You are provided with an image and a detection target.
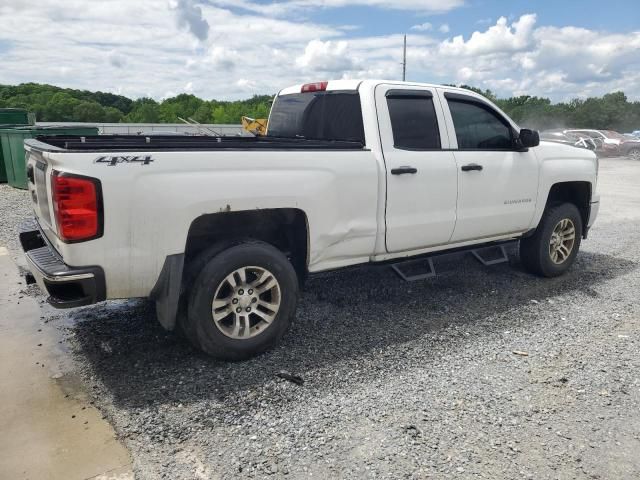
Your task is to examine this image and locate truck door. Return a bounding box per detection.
[437,88,539,242]
[376,84,458,253]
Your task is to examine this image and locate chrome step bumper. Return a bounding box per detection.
[19,218,105,308]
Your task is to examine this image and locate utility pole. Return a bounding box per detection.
[402,34,407,81]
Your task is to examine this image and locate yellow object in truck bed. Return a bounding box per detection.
[241,116,268,136]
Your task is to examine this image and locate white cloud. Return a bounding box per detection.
[209,0,464,15]
[426,14,640,99]
[0,4,638,102]
[207,46,236,71]
[439,24,450,33]
[458,66,474,81]
[290,0,463,11]
[170,0,210,41]
[236,78,258,90]
[440,14,536,56]
[411,23,433,32]
[296,40,356,72]
[107,51,127,69]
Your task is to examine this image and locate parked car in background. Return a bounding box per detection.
[540,129,598,150]
[624,132,640,140]
[566,129,640,159]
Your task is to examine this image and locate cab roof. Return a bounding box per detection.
[277,79,475,96]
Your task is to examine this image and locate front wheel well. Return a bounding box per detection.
[544,181,591,237]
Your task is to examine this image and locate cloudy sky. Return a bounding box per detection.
[0,0,639,101]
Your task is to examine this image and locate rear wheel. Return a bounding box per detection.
[628,148,640,160]
[520,202,582,277]
[184,241,298,360]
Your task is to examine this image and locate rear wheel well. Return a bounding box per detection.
[545,182,591,236]
[184,209,309,285]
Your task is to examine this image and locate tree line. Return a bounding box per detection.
[1,82,638,132]
[457,85,639,133]
[0,83,271,124]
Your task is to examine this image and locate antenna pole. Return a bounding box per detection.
[402,34,407,81]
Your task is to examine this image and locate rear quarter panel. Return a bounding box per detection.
[41,149,379,298]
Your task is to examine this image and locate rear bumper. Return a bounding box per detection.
[19,218,106,308]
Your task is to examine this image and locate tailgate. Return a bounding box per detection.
[25,147,55,234]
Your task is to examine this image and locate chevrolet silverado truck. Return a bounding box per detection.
[19,80,600,360]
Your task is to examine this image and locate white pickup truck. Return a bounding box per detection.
[20,80,600,360]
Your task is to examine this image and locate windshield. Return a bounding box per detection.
[603,130,626,140]
[267,91,365,143]
[573,130,603,139]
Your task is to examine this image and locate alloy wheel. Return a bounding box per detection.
[549,218,576,264]
[211,266,281,339]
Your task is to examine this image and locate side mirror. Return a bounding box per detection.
[518,128,540,148]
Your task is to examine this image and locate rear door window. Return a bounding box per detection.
[386,92,441,150]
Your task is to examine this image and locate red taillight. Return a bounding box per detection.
[301,81,328,93]
[52,171,102,242]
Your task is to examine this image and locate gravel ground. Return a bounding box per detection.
[0,183,32,260]
[2,158,639,479]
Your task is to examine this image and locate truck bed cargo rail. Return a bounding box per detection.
[28,135,365,152]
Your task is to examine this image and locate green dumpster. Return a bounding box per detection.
[0,126,99,189]
[0,141,8,183]
[0,108,34,126]
[0,108,34,183]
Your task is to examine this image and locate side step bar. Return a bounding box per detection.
[391,258,435,282]
[391,241,514,282]
[470,244,509,266]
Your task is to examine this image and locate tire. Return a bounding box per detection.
[520,202,582,277]
[176,240,239,349]
[627,148,640,160]
[184,241,298,360]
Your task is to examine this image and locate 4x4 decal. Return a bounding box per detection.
[94,155,154,166]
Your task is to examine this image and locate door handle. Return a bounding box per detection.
[391,166,418,175]
[461,163,483,172]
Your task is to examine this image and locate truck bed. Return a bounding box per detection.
[28,135,365,152]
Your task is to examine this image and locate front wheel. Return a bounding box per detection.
[184,241,298,360]
[627,148,640,160]
[520,203,583,277]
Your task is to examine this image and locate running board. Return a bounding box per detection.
[391,242,513,282]
[470,244,509,266]
[391,257,435,282]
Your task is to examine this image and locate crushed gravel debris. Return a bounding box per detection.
[0,184,32,261]
[1,158,639,479]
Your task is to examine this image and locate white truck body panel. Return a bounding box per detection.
[435,86,540,242]
[532,140,601,228]
[449,148,540,242]
[23,79,600,303]
[32,148,380,298]
[374,83,459,252]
